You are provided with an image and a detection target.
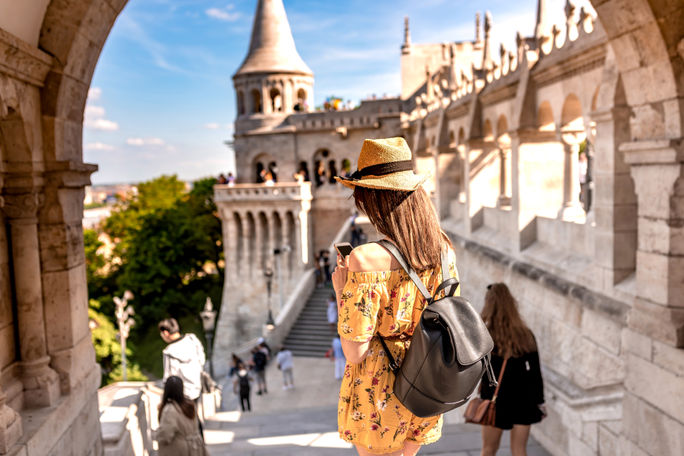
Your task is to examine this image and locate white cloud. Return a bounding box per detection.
[206,5,240,22]
[85,118,119,131]
[84,105,105,118]
[87,87,102,102]
[84,142,115,151]
[84,88,119,131]
[204,122,220,129]
[127,137,166,146]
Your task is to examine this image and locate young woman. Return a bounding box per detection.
[156,376,207,456]
[332,137,458,456]
[479,283,545,456]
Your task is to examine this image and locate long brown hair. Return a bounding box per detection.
[159,376,196,421]
[481,283,536,357]
[353,186,449,271]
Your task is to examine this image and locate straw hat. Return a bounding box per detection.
[335,137,429,191]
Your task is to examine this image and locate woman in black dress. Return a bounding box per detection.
[479,283,545,456]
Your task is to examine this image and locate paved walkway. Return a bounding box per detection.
[205,357,550,456]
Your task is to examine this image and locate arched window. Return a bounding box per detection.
[295,88,307,111]
[237,91,245,115]
[255,161,265,183]
[341,159,352,177]
[251,89,262,113]
[328,159,338,184]
[268,161,278,182]
[298,161,311,182]
[312,149,330,187]
[270,88,282,112]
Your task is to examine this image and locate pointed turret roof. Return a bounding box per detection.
[234,0,312,77]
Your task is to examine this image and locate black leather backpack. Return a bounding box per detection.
[377,240,497,418]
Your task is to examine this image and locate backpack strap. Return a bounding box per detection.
[376,240,432,302]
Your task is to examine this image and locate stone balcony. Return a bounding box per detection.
[214,182,313,203]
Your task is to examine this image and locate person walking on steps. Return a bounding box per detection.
[276,347,295,390]
[233,363,252,412]
[157,376,207,456]
[252,346,268,395]
[479,283,546,456]
[332,137,460,456]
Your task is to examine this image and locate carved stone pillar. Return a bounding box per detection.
[496,143,511,208]
[262,85,271,114]
[223,210,239,283]
[457,144,466,203]
[281,212,291,279]
[558,130,586,221]
[0,388,22,454]
[4,192,60,408]
[623,140,684,347]
[293,212,304,267]
[254,213,264,271]
[239,213,251,278]
[267,212,275,267]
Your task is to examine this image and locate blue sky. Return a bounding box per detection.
[84,0,590,184]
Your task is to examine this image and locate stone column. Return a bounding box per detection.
[293,212,305,267]
[0,388,22,454]
[497,142,512,208]
[223,210,239,283]
[281,211,292,279]
[240,212,251,278]
[462,142,473,233]
[266,212,275,267]
[558,130,586,221]
[3,193,60,408]
[254,212,264,272]
[262,85,271,114]
[622,140,684,346]
[457,144,467,203]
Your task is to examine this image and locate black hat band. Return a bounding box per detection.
[347,160,414,180]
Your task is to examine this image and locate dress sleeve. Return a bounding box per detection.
[337,273,385,343]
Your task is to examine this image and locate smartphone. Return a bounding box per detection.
[335,242,354,258]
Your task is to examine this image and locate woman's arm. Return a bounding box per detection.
[332,246,383,364]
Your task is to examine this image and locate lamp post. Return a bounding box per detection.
[199,297,218,378]
[114,290,134,381]
[263,266,275,331]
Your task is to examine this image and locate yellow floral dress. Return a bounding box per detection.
[337,252,459,454]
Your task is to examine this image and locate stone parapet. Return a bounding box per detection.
[215,182,312,203]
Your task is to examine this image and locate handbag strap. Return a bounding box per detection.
[491,358,508,402]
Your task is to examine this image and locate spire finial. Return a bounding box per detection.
[535,0,552,41]
[482,11,493,70]
[403,16,411,49]
[475,12,482,43]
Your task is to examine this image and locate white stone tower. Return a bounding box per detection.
[233,0,314,136]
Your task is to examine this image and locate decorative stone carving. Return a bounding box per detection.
[0,389,22,454]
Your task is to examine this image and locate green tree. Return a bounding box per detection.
[86,175,223,380]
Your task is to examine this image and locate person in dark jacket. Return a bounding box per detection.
[479,283,545,456]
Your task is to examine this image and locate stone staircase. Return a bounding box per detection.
[283,287,335,357]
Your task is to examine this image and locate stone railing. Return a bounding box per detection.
[214,182,312,202]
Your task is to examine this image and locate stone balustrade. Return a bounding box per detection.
[214,182,312,202]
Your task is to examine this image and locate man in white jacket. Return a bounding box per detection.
[158,318,206,402]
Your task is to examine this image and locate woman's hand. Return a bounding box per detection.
[331,253,349,300]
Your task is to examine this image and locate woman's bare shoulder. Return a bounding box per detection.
[348,243,392,272]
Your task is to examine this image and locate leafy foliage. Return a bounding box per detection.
[85,175,223,383]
